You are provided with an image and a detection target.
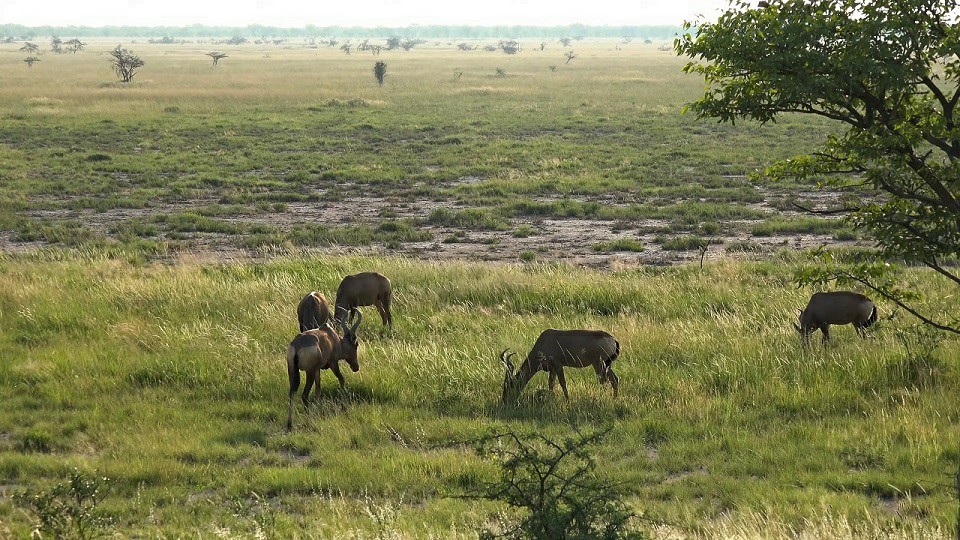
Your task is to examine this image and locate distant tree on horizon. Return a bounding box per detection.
[373,61,387,86]
[207,51,227,66]
[108,45,144,83]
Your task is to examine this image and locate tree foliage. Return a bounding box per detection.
[373,61,387,86]
[108,45,144,83]
[14,468,112,540]
[207,51,228,66]
[677,0,960,333]
[463,427,643,540]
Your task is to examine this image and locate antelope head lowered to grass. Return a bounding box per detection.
[286,309,362,431]
[793,291,877,345]
[297,291,332,332]
[335,272,393,330]
[500,329,621,402]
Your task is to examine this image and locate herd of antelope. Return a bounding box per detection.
[285,272,879,430]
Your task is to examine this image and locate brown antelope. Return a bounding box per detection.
[501,329,620,401]
[286,309,362,431]
[793,291,877,344]
[297,291,332,332]
[334,272,393,330]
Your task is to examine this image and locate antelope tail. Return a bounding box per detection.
[605,340,620,373]
[287,347,301,393]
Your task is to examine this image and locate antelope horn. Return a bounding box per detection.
[349,307,362,333]
[792,322,802,333]
[499,349,516,373]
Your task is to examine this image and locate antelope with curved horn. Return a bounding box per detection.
[500,329,620,401]
[286,308,362,431]
[793,291,877,345]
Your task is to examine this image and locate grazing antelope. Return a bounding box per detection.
[297,291,332,332]
[793,291,877,344]
[334,272,393,330]
[500,329,620,401]
[286,309,362,431]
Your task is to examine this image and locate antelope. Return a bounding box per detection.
[793,291,877,344]
[286,309,362,431]
[334,272,393,330]
[500,329,620,401]
[297,291,332,332]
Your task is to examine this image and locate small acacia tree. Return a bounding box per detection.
[564,51,577,64]
[19,42,39,54]
[207,51,228,66]
[14,468,112,540]
[108,45,144,83]
[677,0,960,334]
[65,38,85,53]
[373,61,387,86]
[24,56,40,67]
[463,427,642,540]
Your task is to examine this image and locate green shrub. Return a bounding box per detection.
[14,468,113,540]
[466,427,643,540]
[660,235,709,251]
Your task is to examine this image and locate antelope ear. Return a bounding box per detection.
[535,352,549,371]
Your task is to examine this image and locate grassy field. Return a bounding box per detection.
[0,39,859,266]
[0,37,956,538]
[0,249,957,538]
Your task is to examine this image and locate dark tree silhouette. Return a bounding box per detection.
[564,51,577,64]
[64,38,85,53]
[373,61,387,86]
[108,45,144,83]
[19,42,39,54]
[499,40,521,54]
[206,52,227,66]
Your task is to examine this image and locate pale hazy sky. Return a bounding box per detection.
[0,0,728,27]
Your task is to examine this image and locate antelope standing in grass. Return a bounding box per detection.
[793,291,877,345]
[297,291,332,332]
[286,309,362,431]
[501,329,620,401]
[335,272,393,330]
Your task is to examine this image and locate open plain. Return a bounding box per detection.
[0,39,957,538]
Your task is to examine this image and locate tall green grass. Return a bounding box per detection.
[0,249,956,537]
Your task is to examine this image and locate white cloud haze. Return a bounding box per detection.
[0,0,728,27]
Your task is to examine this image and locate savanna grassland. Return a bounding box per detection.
[0,39,858,265]
[0,38,958,539]
[0,251,958,538]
